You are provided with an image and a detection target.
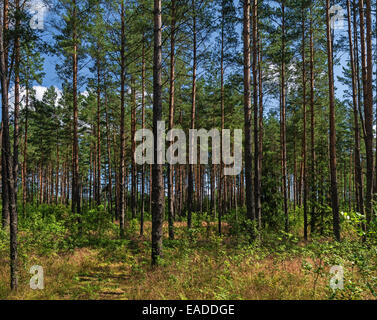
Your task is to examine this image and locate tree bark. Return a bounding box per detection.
[187,0,197,230]
[119,0,126,237]
[347,0,364,219]
[72,0,80,216]
[257,24,263,229]
[325,0,340,241]
[1,0,9,228]
[96,58,101,206]
[252,0,261,230]
[167,0,176,239]
[131,76,137,219]
[104,84,113,218]
[219,1,225,235]
[309,5,317,233]
[0,5,18,288]
[301,6,308,240]
[281,1,288,232]
[243,0,255,232]
[363,0,374,227]
[152,0,164,265]
[13,0,20,206]
[140,33,146,236]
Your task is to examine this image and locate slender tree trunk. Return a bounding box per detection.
[359,0,372,230]
[353,3,366,141]
[347,0,364,218]
[72,1,80,217]
[293,132,296,211]
[281,1,288,232]
[22,87,29,211]
[257,25,263,229]
[252,0,261,230]
[13,0,20,207]
[49,164,53,204]
[151,0,164,265]
[1,6,18,288]
[309,6,317,233]
[119,0,126,237]
[104,86,113,218]
[187,0,197,230]
[211,162,216,218]
[167,0,176,239]
[56,144,59,204]
[363,0,374,227]
[93,135,97,206]
[140,33,146,236]
[114,136,119,220]
[96,60,101,206]
[219,2,225,235]
[326,0,340,241]
[149,164,152,215]
[301,6,308,240]
[89,150,93,208]
[375,0,377,201]
[61,161,65,205]
[243,0,255,232]
[131,77,137,219]
[1,0,9,229]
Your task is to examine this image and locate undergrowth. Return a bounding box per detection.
[0,204,376,300]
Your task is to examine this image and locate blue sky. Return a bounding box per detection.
[12,1,349,109]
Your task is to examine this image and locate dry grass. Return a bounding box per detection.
[0,221,375,300]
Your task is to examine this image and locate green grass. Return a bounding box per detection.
[0,204,376,300]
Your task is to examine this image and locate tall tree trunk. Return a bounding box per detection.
[72,0,80,216]
[56,144,59,204]
[243,0,255,232]
[363,0,374,227]
[211,162,216,218]
[167,0,176,239]
[309,5,317,233]
[353,3,366,140]
[375,0,377,201]
[119,0,126,237]
[219,2,225,235]
[301,6,308,240]
[151,0,164,265]
[96,60,101,206]
[89,150,93,208]
[252,0,261,230]
[149,164,152,215]
[187,0,197,230]
[325,0,340,241]
[281,1,288,232]
[13,0,20,206]
[104,86,113,217]
[140,33,146,236]
[1,5,18,289]
[359,0,372,230]
[22,85,29,212]
[347,0,364,219]
[257,24,263,229]
[1,0,9,228]
[131,76,137,219]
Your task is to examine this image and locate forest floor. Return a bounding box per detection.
[1,208,377,300]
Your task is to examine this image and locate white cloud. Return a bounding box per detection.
[8,85,62,113]
[34,85,63,102]
[81,90,89,98]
